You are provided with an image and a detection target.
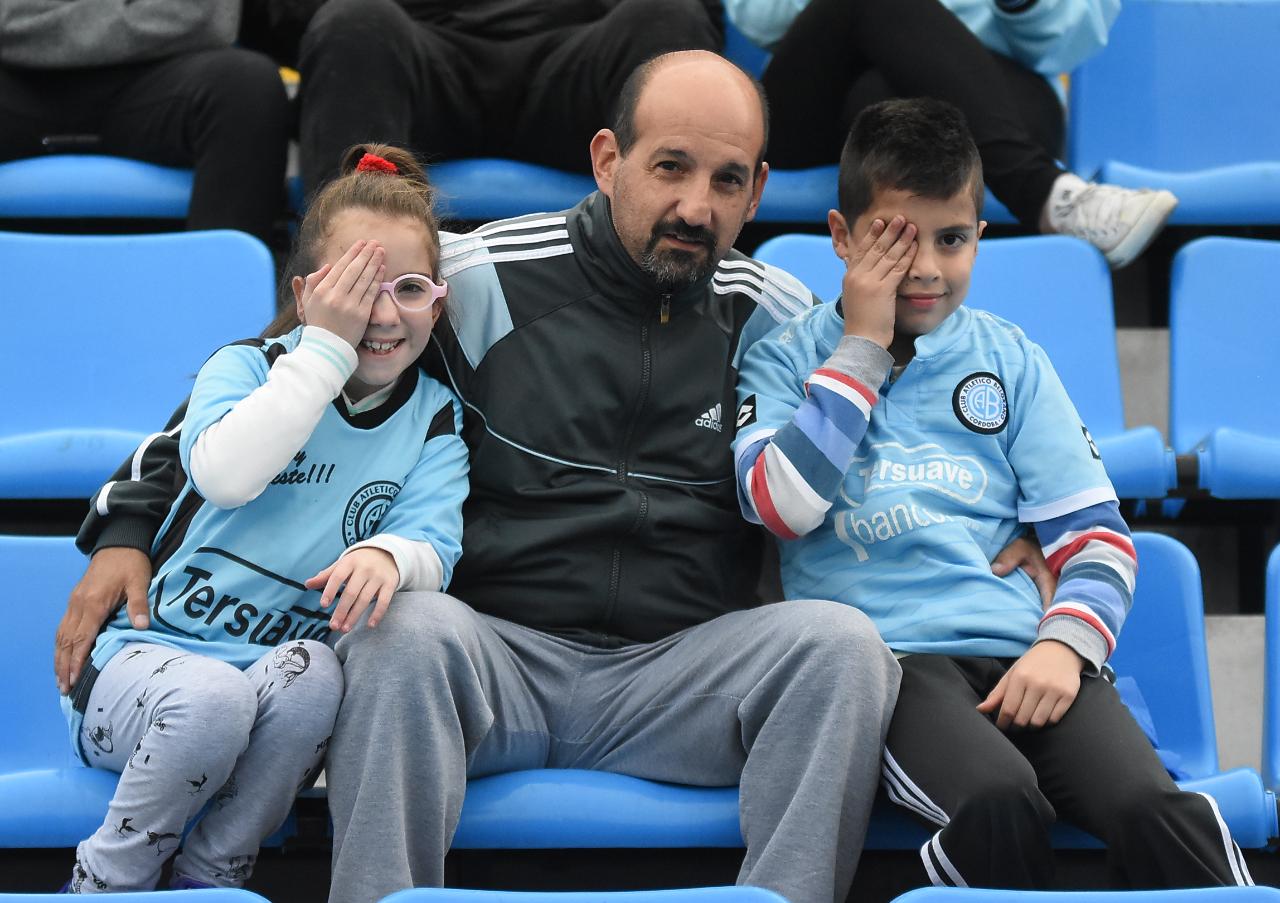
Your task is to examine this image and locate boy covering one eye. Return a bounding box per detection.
[732,98,1253,890]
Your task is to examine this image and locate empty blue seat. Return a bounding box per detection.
[382,889,786,903]
[751,233,1174,497]
[1068,0,1280,225]
[1265,544,1280,793]
[0,535,127,846]
[1169,237,1280,498]
[451,534,1275,852]
[891,888,1279,903]
[0,156,192,219]
[0,230,275,499]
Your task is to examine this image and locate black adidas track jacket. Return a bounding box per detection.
[80,191,816,646]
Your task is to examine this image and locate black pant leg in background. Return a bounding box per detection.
[296,0,485,194]
[761,0,1063,227]
[510,0,723,173]
[0,49,289,244]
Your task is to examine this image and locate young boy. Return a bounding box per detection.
[732,98,1253,889]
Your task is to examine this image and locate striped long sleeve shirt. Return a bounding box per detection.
[732,301,1136,672]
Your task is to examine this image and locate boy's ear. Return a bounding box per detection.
[976,219,988,256]
[292,275,306,323]
[827,209,853,262]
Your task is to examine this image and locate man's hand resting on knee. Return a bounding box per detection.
[55,546,150,694]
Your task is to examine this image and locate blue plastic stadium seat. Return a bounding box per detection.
[0,535,128,846]
[0,536,299,850]
[383,889,787,903]
[1265,545,1280,793]
[891,888,1280,903]
[1106,534,1275,850]
[1068,0,1280,225]
[0,155,193,219]
[0,230,275,499]
[751,233,1174,498]
[450,535,1275,852]
[745,168,1014,226]
[1170,238,1280,498]
[412,160,1013,226]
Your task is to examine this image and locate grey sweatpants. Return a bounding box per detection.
[70,640,343,893]
[327,593,901,903]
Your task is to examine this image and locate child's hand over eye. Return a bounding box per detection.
[306,547,400,633]
[301,239,386,351]
[841,215,918,349]
[976,640,1085,731]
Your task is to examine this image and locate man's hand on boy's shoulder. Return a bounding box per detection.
[976,639,1086,731]
[841,215,917,349]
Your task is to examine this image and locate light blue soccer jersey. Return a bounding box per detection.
[735,302,1117,658]
[89,326,468,673]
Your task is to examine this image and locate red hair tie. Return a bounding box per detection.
[356,152,398,174]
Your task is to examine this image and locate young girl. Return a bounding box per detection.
[62,144,469,893]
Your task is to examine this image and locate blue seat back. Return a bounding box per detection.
[0,535,91,774]
[1110,533,1219,779]
[0,230,275,498]
[751,233,1126,435]
[0,156,193,219]
[1169,237,1280,453]
[1068,0,1280,178]
[1266,544,1280,791]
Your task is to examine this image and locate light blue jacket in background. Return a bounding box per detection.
[726,0,1120,77]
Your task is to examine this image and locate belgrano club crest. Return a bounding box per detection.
[343,481,401,545]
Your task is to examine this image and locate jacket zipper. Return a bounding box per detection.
[603,301,659,630]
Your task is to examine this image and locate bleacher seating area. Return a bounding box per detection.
[4,0,1280,899]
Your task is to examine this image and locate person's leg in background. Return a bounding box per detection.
[296,0,481,194]
[0,49,289,245]
[512,0,723,172]
[762,0,1175,267]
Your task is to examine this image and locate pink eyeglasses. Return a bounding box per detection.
[376,273,448,311]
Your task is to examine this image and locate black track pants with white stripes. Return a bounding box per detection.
[882,654,1253,889]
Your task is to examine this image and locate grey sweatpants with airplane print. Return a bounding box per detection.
[69,640,342,893]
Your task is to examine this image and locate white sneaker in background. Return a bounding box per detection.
[1044,172,1179,269]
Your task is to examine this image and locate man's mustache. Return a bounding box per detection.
[649,220,716,251]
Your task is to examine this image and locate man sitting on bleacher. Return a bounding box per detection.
[53,52,1045,903]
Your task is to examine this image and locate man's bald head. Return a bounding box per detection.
[611,50,770,172]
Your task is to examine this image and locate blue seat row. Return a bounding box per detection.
[0,230,276,500]
[3,230,1278,502]
[0,154,1020,228]
[1067,0,1280,226]
[4,532,1275,856]
[753,233,1280,501]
